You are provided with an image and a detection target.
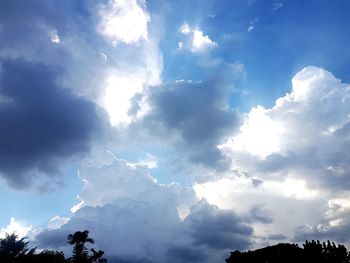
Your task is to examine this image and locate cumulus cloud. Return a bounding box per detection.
[178,22,217,53]
[294,194,350,243]
[0,59,104,189]
[187,66,350,246]
[36,150,253,263]
[0,217,32,239]
[191,29,218,53]
[220,66,350,191]
[193,175,325,245]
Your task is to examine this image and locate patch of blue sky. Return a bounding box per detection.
[0,165,82,228]
[155,0,350,112]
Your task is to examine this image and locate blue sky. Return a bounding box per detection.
[1,1,350,262]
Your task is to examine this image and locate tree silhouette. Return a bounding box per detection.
[0,230,107,263]
[226,240,350,263]
[0,233,36,263]
[35,250,67,263]
[67,230,95,263]
[90,248,107,263]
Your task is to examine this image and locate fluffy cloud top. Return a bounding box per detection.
[221,66,350,191]
[36,151,254,263]
[178,22,217,53]
[192,66,350,245]
[191,29,217,53]
[0,217,32,239]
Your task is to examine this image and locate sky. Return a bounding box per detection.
[1,0,350,262]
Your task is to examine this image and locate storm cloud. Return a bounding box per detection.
[136,78,240,170]
[0,59,104,188]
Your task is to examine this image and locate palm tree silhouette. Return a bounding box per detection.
[67,230,94,263]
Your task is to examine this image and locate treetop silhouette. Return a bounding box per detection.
[0,230,107,263]
[226,240,350,263]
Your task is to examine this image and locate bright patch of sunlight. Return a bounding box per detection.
[49,29,60,43]
[98,0,149,45]
[102,74,144,125]
[219,106,284,159]
[194,176,318,211]
[264,177,318,200]
[0,217,32,238]
[193,177,251,209]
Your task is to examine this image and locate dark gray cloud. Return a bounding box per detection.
[0,0,111,101]
[248,205,273,224]
[36,201,253,263]
[294,212,350,243]
[0,59,104,188]
[35,228,70,249]
[184,200,253,250]
[166,246,206,263]
[108,255,154,263]
[136,78,240,170]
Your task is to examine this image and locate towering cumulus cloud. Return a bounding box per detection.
[221,66,350,191]
[196,66,350,245]
[36,151,254,263]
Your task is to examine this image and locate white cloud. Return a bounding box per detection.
[49,29,60,43]
[195,66,350,245]
[248,19,258,32]
[191,29,217,53]
[180,22,191,35]
[193,175,324,245]
[74,150,196,211]
[218,106,284,159]
[248,25,254,32]
[96,16,163,126]
[272,2,284,11]
[102,73,144,125]
[0,217,32,239]
[127,153,158,169]
[97,0,150,45]
[177,22,217,53]
[48,215,70,230]
[220,66,350,190]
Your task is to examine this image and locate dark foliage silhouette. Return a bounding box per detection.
[0,230,106,263]
[0,233,36,263]
[67,230,106,263]
[226,240,350,263]
[67,230,95,263]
